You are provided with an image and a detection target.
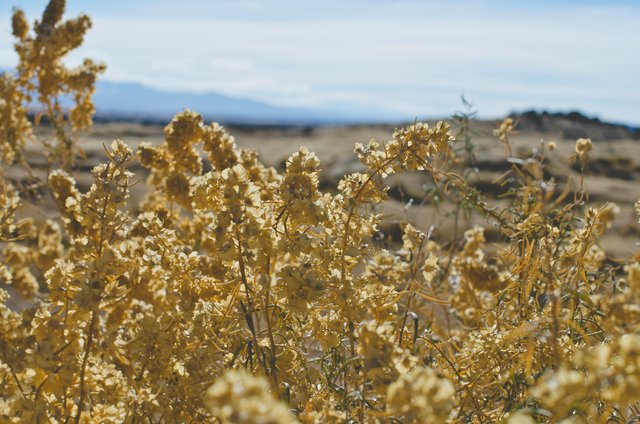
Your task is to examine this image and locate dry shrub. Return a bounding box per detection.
[1,1,639,423]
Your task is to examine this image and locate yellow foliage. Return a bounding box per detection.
[1,1,639,423]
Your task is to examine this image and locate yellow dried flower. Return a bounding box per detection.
[574,138,592,160]
[204,369,298,423]
[0,74,32,164]
[11,9,29,40]
[387,366,454,422]
[8,0,105,167]
[532,368,589,417]
[2,1,640,423]
[494,117,516,157]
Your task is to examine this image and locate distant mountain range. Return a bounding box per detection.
[3,68,636,129]
[92,80,399,125]
[88,81,640,130]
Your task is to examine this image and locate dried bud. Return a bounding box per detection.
[11,9,29,40]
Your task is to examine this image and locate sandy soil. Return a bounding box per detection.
[11,116,640,260]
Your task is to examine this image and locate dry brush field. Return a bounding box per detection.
[20,114,640,259]
[2,1,640,423]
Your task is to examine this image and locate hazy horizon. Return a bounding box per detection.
[1,0,639,125]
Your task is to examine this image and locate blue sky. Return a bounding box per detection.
[1,0,639,124]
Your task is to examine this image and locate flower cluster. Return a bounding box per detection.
[4,0,104,167]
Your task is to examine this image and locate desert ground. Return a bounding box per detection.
[11,112,640,260]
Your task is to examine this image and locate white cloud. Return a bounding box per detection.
[211,58,253,72]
